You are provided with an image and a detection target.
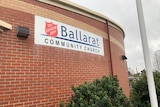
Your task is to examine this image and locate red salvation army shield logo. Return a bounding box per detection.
[45,22,58,37]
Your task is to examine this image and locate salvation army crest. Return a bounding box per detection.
[45,22,58,37]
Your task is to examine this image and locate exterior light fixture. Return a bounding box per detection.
[0,20,12,32]
[17,26,29,38]
[122,55,127,60]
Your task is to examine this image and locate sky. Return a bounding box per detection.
[68,0,160,73]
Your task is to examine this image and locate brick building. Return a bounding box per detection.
[0,0,130,106]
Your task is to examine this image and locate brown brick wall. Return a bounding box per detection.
[0,0,129,106]
[109,26,130,96]
[0,0,107,39]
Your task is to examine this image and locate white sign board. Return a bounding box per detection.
[34,15,104,55]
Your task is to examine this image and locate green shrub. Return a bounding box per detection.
[61,76,131,107]
[130,71,160,107]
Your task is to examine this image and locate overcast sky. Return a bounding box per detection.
[68,0,160,73]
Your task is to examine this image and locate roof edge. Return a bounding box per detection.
[37,0,125,37]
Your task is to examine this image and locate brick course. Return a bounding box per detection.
[0,0,130,106]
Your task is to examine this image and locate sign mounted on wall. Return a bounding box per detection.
[34,15,104,55]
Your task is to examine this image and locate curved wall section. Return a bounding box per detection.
[0,0,129,106]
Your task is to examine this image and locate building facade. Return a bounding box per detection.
[0,0,129,106]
